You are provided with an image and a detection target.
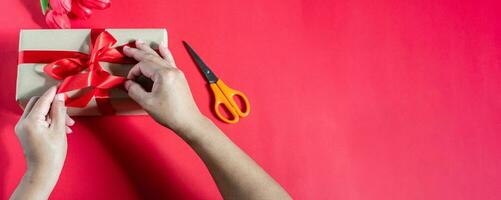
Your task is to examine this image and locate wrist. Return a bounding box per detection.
[177,115,219,145]
[26,160,63,187]
[26,164,61,183]
[15,166,61,199]
[27,158,64,175]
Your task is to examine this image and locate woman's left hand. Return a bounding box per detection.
[11,86,74,200]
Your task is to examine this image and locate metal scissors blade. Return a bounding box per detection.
[182,41,219,84]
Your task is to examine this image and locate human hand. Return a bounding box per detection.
[123,40,208,138]
[12,86,74,200]
[15,86,74,176]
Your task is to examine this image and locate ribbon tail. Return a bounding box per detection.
[95,89,116,115]
[65,89,95,108]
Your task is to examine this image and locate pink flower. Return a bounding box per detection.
[49,0,72,14]
[45,10,71,29]
[69,0,93,19]
[81,0,110,10]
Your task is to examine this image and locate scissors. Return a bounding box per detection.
[183,41,250,124]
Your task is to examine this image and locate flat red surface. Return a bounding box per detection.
[1,0,501,199]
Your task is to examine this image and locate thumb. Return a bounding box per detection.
[125,80,149,107]
[50,93,67,132]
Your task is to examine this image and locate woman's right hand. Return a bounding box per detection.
[123,40,208,138]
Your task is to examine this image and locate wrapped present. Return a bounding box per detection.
[17,28,168,116]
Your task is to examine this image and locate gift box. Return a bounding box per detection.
[17,29,168,116]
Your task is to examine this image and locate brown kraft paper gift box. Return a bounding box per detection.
[16,28,167,116]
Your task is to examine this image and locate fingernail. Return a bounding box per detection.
[67,126,73,134]
[68,117,75,126]
[136,39,144,44]
[123,46,130,50]
[46,86,57,95]
[55,93,65,102]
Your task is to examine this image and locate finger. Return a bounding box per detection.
[66,126,72,134]
[135,40,159,55]
[49,93,67,132]
[21,96,39,119]
[127,62,144,80]
[159,42,177,68]
[124,80,150,107]
[127,61,162,80]
[66,114,75,126]
[28,86,57,120]
[123,46,159,62]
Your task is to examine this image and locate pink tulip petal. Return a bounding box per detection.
[81,0,110,10]
[69,0,93,19]
[45,10,71,29]
[49,0,72,14]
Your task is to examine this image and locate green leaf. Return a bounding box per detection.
[40,0,49,15]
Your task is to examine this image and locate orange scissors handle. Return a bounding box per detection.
[182,41,251,124]
[210,79,251,124]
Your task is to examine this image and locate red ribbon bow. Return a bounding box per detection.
[19,29,136,115]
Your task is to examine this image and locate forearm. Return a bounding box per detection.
[10,166,60,200]
[121,41,289,199]
[181,117,291,200]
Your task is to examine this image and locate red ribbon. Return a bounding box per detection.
[18,29,136,115]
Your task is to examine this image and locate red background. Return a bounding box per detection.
[1,0,501,199]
